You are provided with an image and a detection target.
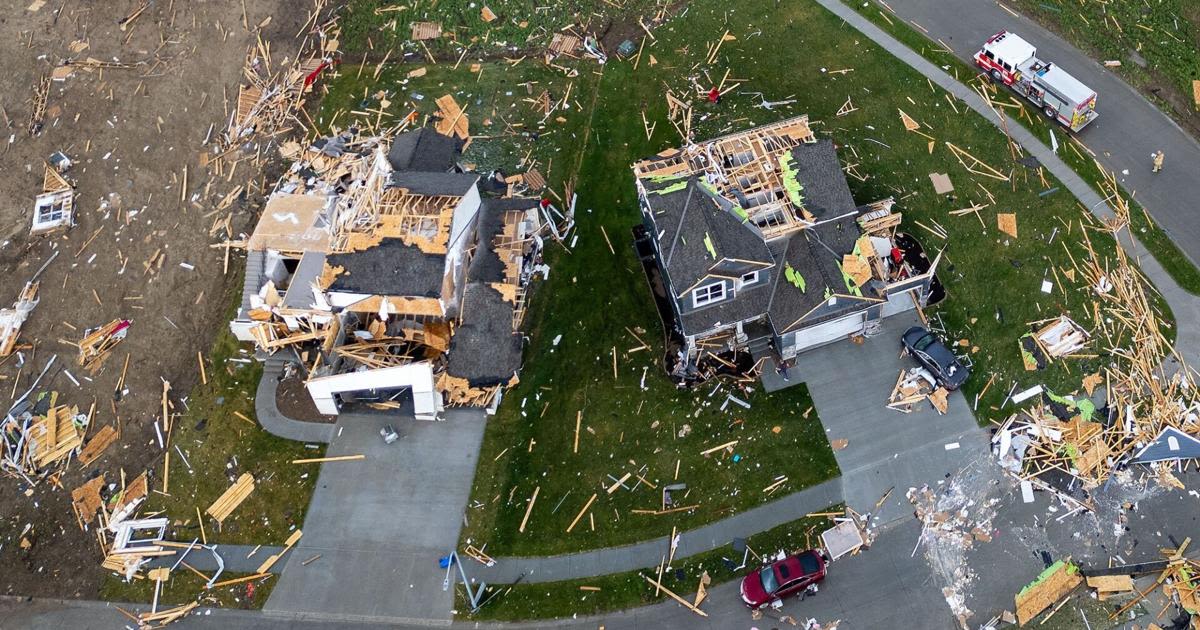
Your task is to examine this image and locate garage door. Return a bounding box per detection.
[881,289,918,318]
[784,311,866,356]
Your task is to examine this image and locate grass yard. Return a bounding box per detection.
[99,570,277,611]
[324,0,1177,560]
[131,278,323,547]
[847,0,1200,296]
[1010,0,1200,127]
[466,0,1156,554]
[458,507,841,621]
[339,0,659,56]
[317,55,600,183]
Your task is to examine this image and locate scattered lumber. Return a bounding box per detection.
[206,473,255,524]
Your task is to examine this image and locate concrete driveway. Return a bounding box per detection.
[790,311,989,525]
[263,408,486,626]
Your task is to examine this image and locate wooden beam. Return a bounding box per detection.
[566,493,597,533]
[291,454,365,464]
[642,574,708,617]
[519,486,539,533]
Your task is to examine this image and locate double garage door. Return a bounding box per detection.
[782,311,867,357]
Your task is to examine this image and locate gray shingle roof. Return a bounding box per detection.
[388,171,479,197]
[325,238,445,298]
[468,198,540,284]
[645,179,773,295]
[387,127,463,172]
[767,212,872,333]
[788,140,856,220]
[446,283,523,386]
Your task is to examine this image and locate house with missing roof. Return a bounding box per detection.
[231,126,560,418]
[632,114,942,379]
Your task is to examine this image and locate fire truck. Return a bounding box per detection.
[973,30,1098,132]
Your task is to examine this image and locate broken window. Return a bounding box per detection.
[31,190,74,234]
[738,271,759,288]
[693,282,726,307]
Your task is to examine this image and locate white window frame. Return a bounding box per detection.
[737,271,759,289]
[692,282,726,307]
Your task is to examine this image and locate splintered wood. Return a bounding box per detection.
[632,115,818,240]
[77,319,131,371]
[411,21,442,41]
[206,473,255,524]
[994,164,1200,491]
[434,94,470,140]
[79,425,118,466]
[1015,561,1082,625]
[0,282,39,356]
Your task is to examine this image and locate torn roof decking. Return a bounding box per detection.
[324,238,445,299]
[387,127,463,173]
[633,114,817,240]
[247,192,334,254]
[768,210,881,334]
[446,283,523,387]
[645,179,774,297]
[468,197,542,285]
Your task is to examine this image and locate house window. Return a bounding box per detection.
[737,271,759,288]
[693,282,726,307]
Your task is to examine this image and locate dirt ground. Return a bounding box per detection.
[0,0,313,599]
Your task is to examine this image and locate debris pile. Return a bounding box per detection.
[991,169,1200,496]
[228,121,570,416]
[0,282,39,356]
[225,2,338,145]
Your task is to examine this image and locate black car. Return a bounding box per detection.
[901,326,970,390]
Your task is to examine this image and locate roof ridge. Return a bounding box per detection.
[664,180,696,268]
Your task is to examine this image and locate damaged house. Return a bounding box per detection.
[231,126,563,418]
[632,115,942,380]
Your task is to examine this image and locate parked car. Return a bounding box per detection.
[739,550,827,609]
[901,326,970,390]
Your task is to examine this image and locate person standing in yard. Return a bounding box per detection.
[1152,150,1165,173]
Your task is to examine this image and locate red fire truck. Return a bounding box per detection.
[973,31,1098,132]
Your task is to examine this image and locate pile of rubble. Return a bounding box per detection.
[991,168,1200,502]
[228,119,572,417]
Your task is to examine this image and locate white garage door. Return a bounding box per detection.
[881,289,918,318]
[784,311,866,356]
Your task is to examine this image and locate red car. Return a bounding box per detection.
[739,550,827,609]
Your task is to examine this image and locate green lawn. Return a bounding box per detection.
[322,0,1177,561]
[458,507,841,621]
[131,277,323,547]
[339,0,658,55]
[847,0,1200,296]
[99,570,277,611]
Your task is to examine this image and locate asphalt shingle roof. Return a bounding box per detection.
[325,238,445,298]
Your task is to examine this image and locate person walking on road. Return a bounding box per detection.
[1152,150,1165,173]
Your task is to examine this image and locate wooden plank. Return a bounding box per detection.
[78,425,118,466]
[206,473,255,523]
[291,454,365,464]
[518,485,539,533]
[641,574,708,617]
[699,440,738,456]
[606,472,632,494]
[566,493,597,533]
[1086,574,1133,593]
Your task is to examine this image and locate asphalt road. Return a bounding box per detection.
[877,0,1200,265]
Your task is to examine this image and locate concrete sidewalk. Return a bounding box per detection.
[264,409,486,626]
[471,478,841,584]
[255,360,335,444]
